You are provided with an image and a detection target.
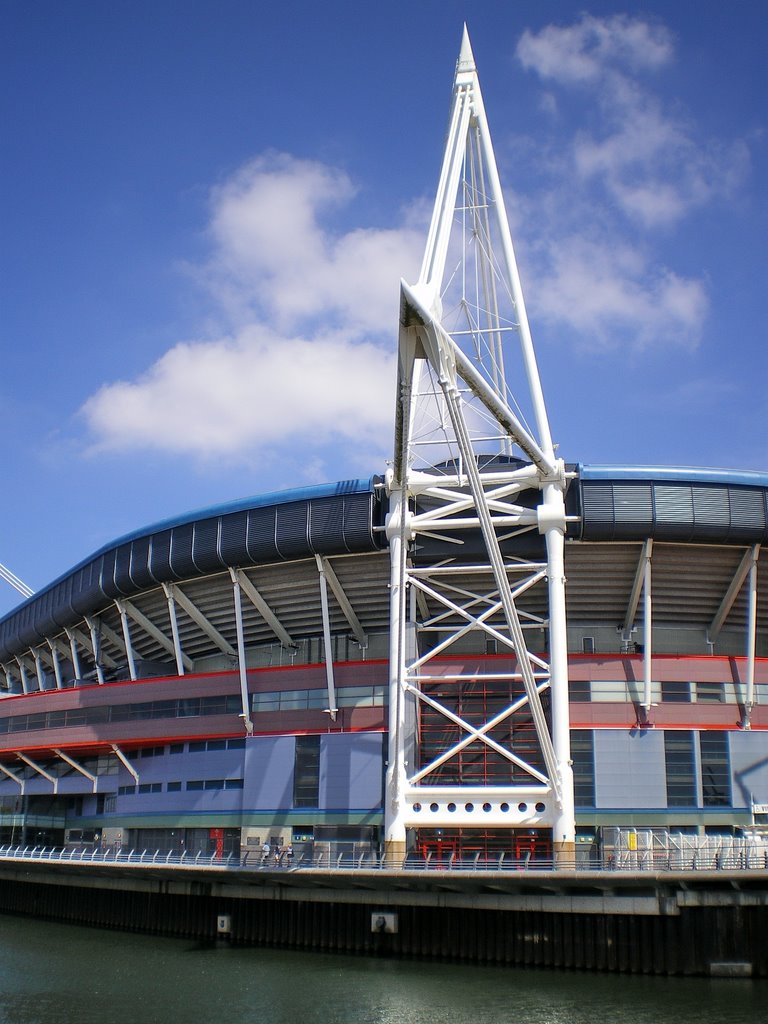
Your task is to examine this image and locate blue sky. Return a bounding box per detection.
[0,0,765,615]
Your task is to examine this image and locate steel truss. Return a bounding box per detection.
[385,29,576,859]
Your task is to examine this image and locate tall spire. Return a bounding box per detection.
[385,29,575,865]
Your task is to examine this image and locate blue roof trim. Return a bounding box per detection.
[0,477,381,630]
[100,477,378,553]
[579,465,768,487]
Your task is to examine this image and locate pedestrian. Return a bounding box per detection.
[261,841,270,865]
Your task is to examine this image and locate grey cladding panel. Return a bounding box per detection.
[344,493,378,549]
[129,536,155,589]
[275,502,309,558]
[192,519,222,573]
[654,485,695,540]
[581,483,615,523]
[148,530,173,582]
[246,507,279,562]
[219,511,249,564]
[70,561,104,616]
[729,488,767,536]
[169,524,196,578]
[581,478,768,543]
[309,498,346,552]
[99,548,121,599]
[113,543,134,596]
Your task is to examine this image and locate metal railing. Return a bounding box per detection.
[0,842,766,873]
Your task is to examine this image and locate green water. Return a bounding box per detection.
[0,915,764,1024]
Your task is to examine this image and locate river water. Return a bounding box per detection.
[0,914,764,1024]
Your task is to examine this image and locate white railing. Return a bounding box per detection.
[0,841,766,873]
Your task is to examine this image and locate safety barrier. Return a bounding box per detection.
[0,843,767,873]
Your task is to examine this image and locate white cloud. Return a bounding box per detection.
[81,154,422,462]
[205,154,423,333]
[516,13,673,85]
[507,12,753,353]
[516,14,749,229]
[83,326,396,458]
[529,234,707,352]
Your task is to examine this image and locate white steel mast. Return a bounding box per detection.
[385,28,575,864]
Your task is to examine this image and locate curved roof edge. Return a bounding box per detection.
[95,476,379,555]
[580,464,768,487]
[0,477,385,653]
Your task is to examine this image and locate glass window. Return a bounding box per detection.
[664,731,696,806]
[661,681,691,703]
[700,732,731,806]
[571,730,595,807]
[167,781,182,792]
[696,682,724,703]
[293,735,320,808]
[186,780,204,791]
[568,681,591,703]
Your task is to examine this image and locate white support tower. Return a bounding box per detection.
[385,29,576,864]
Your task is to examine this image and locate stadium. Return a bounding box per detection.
[0,33,765,869]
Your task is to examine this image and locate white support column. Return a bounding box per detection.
[65,628,82,682]
[162,583,187,677]
[742,545,759,729]
[115,599,138,681]
[123,598,193,673]
[48,641,64,689]
[315,555,338,720]
[642,540,653,715]
[84,616,105,684]
[229,569,254,735]
[15,656,30,695]
[540,482,574,863]
[32,650,46,692]
[384,484,410,862]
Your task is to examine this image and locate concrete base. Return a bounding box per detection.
[554,840,576,869]
[383,840,407,867]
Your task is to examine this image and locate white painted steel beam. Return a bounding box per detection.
[65,628,83,681]
[228,569,254,735]
[622,541,650,641]
[114,599,138,681]
[385,29,575,861]
[316,556,368,649]
[166,583,237,658]
[642,543,653,715]
[315,555,338,719]
[47,641,64,689]
[53,749,98,791]
[744,545,759,728]
[162,583,187,676]
[0,762,24,792]
[121,599,194,673]
[17,753,57,793]
[111,745,139,784]
[708,545,758,642]
[233,568,295,649]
